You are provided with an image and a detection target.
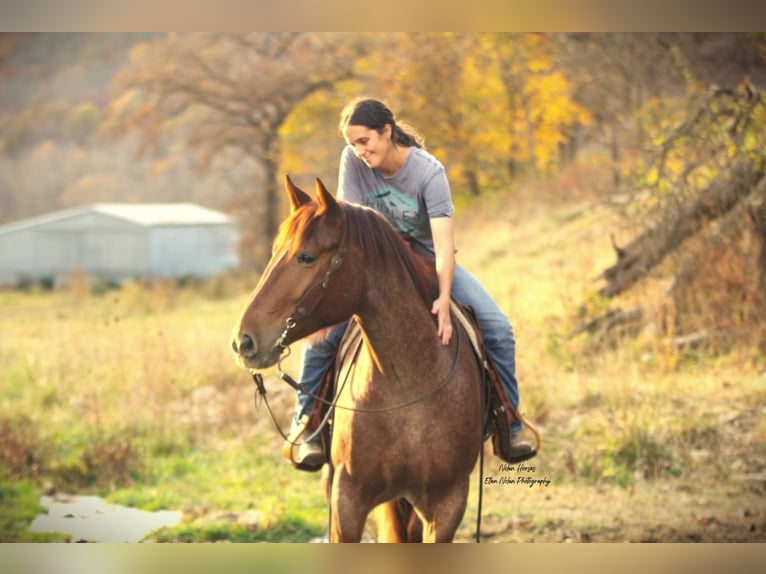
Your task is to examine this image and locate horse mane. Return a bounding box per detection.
[272,198,438,310]
[340,202,438,309]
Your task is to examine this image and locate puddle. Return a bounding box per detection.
[29,494,182,542]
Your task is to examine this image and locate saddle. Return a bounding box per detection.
[283,302,529,471]
[450,301,528,462]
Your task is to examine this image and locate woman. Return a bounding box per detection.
[287,97,534,467]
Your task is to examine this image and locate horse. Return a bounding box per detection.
[231,176,485,542]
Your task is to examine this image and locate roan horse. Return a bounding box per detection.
[231,176,484,542]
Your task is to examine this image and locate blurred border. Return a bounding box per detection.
[2,543,766,574]
[1,2,765,573]
[0,0,763,32]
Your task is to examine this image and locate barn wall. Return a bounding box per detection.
[148,224,239,278]
[0,206,240,285]
[0,228,55,283]
[0,212,148,284]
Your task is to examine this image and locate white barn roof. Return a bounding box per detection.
[91,203,234,226]
[0,202,234,235]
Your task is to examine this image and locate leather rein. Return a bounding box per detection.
[249,232,463,418]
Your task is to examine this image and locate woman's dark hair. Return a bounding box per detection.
[339,98,424,148]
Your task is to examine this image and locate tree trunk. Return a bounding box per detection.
[263,138,281,243]
[525,107,537,180]
[750,190,766,296]
[610,124,621,189]
[465,169,480,196]
[599,161,766,298]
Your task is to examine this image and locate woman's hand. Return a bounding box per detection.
[429,216,456,346]
[432,295,453,345]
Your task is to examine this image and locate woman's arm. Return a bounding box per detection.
[430,216,456,345]
[337,145,362,203]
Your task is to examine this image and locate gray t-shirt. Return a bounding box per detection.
[337,145,454,256]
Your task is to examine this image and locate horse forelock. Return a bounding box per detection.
[272,202,323,259]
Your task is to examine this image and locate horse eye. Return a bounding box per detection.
[296,252,317,265]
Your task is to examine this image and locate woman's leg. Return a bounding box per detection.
[450,264,522,433]
[293,321,348,422]
[286,322,349,467]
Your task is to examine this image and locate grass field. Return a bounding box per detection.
[1,184,765,542]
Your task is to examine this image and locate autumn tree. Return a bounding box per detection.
[105,32,364,268]
[490,33,591,181]
[367,33,489,195]
[598,81,766,345]
[564,32,766,350]
[353,33,589,196]
[556,33,689,190]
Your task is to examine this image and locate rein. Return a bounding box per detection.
[272,320,462,414]
[252,224,464,417]
[250,311,463,438]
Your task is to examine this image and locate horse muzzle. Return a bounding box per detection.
[233,331,257,357]
[231,331,282,370]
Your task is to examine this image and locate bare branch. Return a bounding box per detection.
[600,162,766,298]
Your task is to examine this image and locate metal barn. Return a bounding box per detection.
[0,203,240,285]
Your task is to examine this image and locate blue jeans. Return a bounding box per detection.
[293,263,522,432]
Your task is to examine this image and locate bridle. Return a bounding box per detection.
[249,218,347,411]
[249,235,462,416]
[247,213,464,416]
[271,249,344,357]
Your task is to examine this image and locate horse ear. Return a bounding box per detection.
[315,178,342,220]
[285,175,312,214]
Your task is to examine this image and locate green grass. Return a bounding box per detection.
[0,479,67,542]
[154,515,324,543]
[1,186,764,542]
[0,274,334,542]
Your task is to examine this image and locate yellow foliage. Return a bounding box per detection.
[127,41,153,64]
[453,33,593,180]
[279,88,353,183]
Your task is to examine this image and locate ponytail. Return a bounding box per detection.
[340,98,424,149]
[391,121,424,148]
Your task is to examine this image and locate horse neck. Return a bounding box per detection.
[352,253,442,378]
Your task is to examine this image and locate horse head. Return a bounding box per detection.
[231,176,356,370]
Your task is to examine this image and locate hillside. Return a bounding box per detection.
[0,33,242,225]
[0,33,153,111]
[1,180,764,543]
[447,185,766,542]
[0,33,764,544]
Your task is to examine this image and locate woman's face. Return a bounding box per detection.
[343,124,393,170]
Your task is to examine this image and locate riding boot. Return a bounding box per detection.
[506,430,536,463]
[284,415,325,469]
[489,383,537,464]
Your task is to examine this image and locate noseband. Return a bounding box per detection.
[272,249,344,356]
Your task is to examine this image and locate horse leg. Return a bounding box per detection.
[371,501,405,543]
[328,466,370,543]
[372,499,423,543]
[417,478,470,543]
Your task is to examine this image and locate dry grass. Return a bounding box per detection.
[2,174,765,542]
[449,179,766,542]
